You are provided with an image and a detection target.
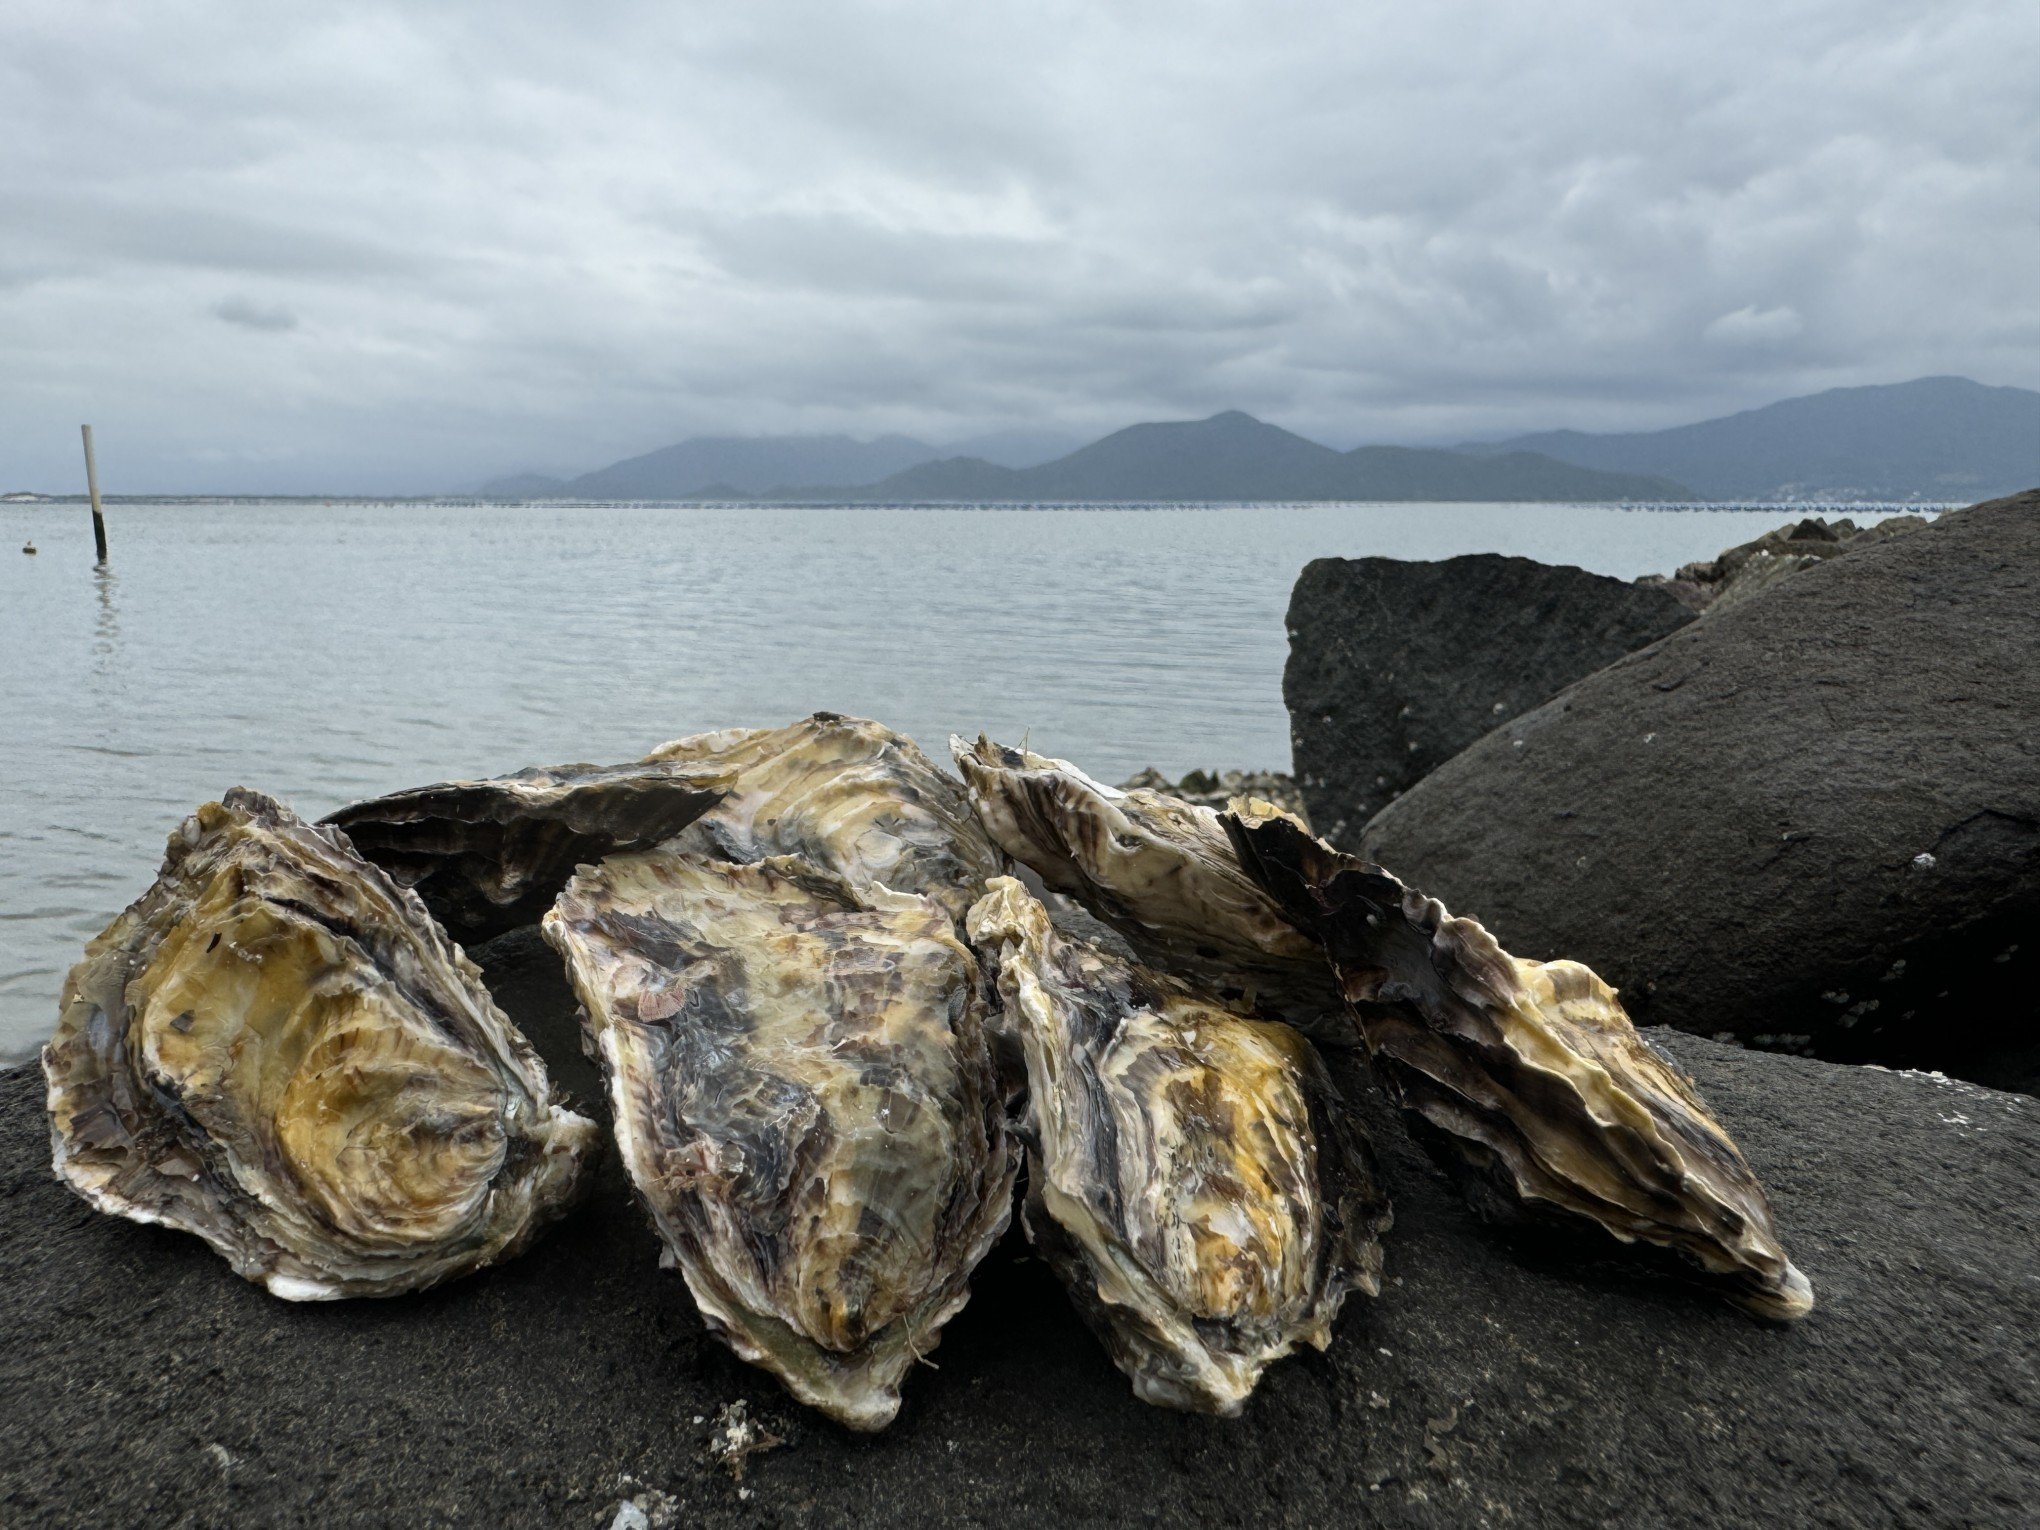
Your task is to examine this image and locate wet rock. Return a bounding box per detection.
[1363,491,2040,1093]
[2,1007,2035,1527]
[1285,555,1695,844]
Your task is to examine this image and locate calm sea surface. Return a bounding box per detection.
[0,500,1927,1059]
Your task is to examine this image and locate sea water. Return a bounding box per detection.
[0,500,1927,1058]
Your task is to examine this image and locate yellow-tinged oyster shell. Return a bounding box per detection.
[323,760,729,944]
[1223,802,1813,1321]
[650,714,1004,923]
[544,849,1018,1431]
[965,878,1390,1414]
[950,736,1349,1037]
[42,789,599,1299]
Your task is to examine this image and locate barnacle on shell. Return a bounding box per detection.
[323,759,728,945]
[545,850,1017,1431]
[1223,802,1813,1321]
[951,736,1348,1037]
[966,878,1390,1413]
[43,789,599,1299]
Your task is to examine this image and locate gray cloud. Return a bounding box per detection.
[1,0,2034,493]
[212,297,299,332]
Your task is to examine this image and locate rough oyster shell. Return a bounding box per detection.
[1223,803,1813,1321]
[650,714,1004,924]
[544,849,1018,1431]
[951,735,1348,1036]
[322,760,728,944]
[42,789,599,1299]
[966,877,1390,1414]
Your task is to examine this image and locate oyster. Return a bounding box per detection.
[1223,803,1813,1321]
[42,789,599,1299]
[544,848,1017,1431]
[966,877,1390,1414]
[650,714,1004,924]
[322,760,727,944]
[951,735,1347,1035]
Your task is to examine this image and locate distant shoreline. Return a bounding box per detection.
[1,494,1965,513]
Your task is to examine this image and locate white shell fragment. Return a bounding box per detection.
[966,878,1391,1414]
[651,713,1005,923]
[545,850,1018,1431]
[1224,803,1814,1321]
[951,735,1348,1037]
[42,789,600,1299]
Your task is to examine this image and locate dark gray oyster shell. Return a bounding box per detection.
[966,877,1390,1414]
[1224,802,1812,1321]
[648,713,1005,923]
[322,760,727,944]
[951,735,1348,1037]
[43,789,599,1299]
[544,849,1017,1431]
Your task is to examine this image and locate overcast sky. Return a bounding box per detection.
[4,1,2036,493]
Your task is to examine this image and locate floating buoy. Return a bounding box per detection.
[20,541,35,555]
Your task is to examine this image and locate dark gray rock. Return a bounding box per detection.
[2,931,2035,1528]
[1287,555,1695,845]
[1363,491,2040,1094]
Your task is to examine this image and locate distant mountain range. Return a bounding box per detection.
[482,427,1084,499]
[820,412,1684,503]
[1465,376,2040,501]
[480,376,2040,503]
[485,414,1680,502]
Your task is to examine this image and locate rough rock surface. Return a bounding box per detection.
[2,926,2034,1528]
[1638,514,1931,614]
[1286,555,1695,844]
[1363,492,2040,1094]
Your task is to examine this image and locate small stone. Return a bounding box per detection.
[704,1400,786,1482]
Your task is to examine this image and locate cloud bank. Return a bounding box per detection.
[2,0,2035,493]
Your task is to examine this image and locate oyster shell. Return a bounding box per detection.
[965,877,1390,1414]
[42,789,599,1299]
[951,735,1347,1036]
[322,760,727,944]
[1223,803,1813,1321]
[544,848,1017,1431]
[650,714,1004,924]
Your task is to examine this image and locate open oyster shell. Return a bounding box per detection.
[651,714,1004,923]
[1223,803,1813,1321]
[951,736,1348,1037]
[544,848,1018,1431]
[965,877,1390,1414]
[322,760,728,944]
[42,789,599,1299]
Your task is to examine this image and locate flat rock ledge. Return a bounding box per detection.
[1,933,2035,1529]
